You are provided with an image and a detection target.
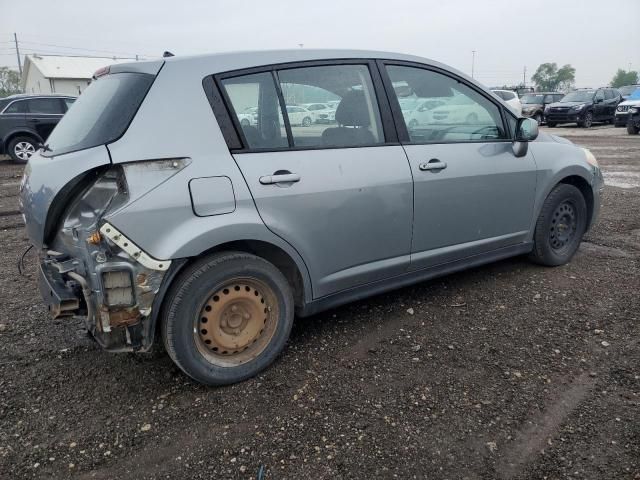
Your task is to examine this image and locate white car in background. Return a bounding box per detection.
[285,105,314,127]
[303,103,336,123]
[238,107,258,126]
[429,94,495,124]
[404,98,449,128]
[492,89,522,115]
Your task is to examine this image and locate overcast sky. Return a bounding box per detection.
[1,0,638,88]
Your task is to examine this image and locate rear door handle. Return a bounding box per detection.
[259,173,301,185]
[419,160,447,171]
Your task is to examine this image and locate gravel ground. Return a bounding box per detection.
[0,127,638,480]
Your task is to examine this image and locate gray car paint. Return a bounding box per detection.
[19,49,603,349]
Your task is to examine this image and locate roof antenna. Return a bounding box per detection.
[163,51,175,58]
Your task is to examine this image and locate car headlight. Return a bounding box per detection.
[571,104,585,111]
[582,148,598,167]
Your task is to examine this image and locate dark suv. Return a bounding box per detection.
[520,92,564,124]
[0,94,75,163]
[544,88,622,128]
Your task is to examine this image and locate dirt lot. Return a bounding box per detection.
[0,126,638,479]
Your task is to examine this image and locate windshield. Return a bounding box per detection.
[521,94,544,104]
[45,72,155,157]
[560,91,594,103]
[619,85,639,95]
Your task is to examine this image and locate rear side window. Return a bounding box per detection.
[221,72,287,150]
[502,91,515,101]
[277,64,384,148]
[27,98,64,114]
[604,89,614,100]
[3,100,26,113]
[220,64,385,150]
[45,72,155,157]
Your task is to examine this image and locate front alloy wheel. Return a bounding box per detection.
[8,136,37,164]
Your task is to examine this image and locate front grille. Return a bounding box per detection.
[550,107,570,112]
[617,105,630,112]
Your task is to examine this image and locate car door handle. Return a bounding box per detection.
[259,173,301,185]
[419,160,447,171]
[28,118,40,123]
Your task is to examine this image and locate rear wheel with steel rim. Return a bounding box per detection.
[529,184,587,266]
[534,113,543,124]
[162,252,294,385]
[8,136,37,164]
[302,116,312,127]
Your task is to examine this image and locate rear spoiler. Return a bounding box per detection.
[93,60,164,79]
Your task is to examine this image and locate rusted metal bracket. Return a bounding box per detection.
[99,222,171,271]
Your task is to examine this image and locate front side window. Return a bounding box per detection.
[604,89,614,100]
[386,65,506,143]
[595,90,605,101]
[221,72,287,150]
[3,100,27,114]
[27,98,64,114]
[277,64,385,148]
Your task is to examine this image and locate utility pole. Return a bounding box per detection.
[523,66,526,86]
[14,33,22,77]
[471,50,476,79]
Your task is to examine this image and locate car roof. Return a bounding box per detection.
[114,49,470,81]
[1,93,76,99]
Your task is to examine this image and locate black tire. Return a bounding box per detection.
[627,124,639,135]
[161,251,294,386]
[534,113,543,124]
[7,136,37,164]
[408,119,419,128]
[578,111,593,128]
[302,116,312,127]
[529,184,587,266]
[240,118,250,127]
[547,122,556,128]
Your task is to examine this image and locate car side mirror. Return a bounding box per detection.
[512,117,538,158]
[516,117,538,142]
[595,97,603,103]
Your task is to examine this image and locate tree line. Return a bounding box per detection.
[530,63,638,92]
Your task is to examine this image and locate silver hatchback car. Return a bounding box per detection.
[19,50,604,385]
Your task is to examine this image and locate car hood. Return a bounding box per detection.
[547,101,590,108]
[521,103,543,108]
[618,99,640,107]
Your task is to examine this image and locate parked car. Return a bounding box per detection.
[429,93,495,125]
[0,94,75,163]
[20,50,603,386]
[285,105,314,126]
[520,92,565,124]
[492,89,522,115]
[618,84,640,101]
[237,107,258,126]
[614,87,640,127]
[302,103,336,123]
[404,98,449,127]
[544,88,622,127]
[627,104,640,134]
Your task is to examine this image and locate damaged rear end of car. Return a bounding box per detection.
[19,59,172,352]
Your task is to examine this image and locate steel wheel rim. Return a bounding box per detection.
[194,277,279,367]
[14,141,35,160]
[549,200,578,252]
[584,112,592,128]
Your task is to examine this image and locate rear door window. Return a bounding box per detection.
[220,72,287,150]
[3,100,26,113]
[277,64,384,148]
[44,72,155,156]
[27,98,64,114]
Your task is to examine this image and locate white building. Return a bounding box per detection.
[21,55,135,96]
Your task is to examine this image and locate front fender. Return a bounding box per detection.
[528,140,600,240]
